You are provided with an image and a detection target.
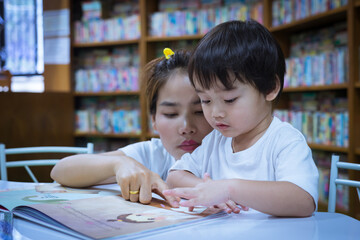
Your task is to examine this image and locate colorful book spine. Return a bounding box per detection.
[149,1,263,37]
[74,14,140,43]
[274,110,348,147]
[75,99,141,134]
[272,0,348,26]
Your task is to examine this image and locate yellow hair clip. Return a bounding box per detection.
[163,48,174,59]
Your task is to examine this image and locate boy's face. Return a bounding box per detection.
[194,79,275,148]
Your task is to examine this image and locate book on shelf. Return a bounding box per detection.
[149,1,263,37]
[0,183,225,240]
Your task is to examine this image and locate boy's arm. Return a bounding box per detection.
[166,169,204,188]
[164,178,315,217]
[227,180,315,217]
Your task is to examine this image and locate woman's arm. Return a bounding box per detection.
[51,151,179,206]
[164,177,315,217]
[51,150,130,187]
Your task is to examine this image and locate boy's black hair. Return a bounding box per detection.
[188,20,285,101]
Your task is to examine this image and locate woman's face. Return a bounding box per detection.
[152,72,212,160]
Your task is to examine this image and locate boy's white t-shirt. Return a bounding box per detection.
[170,117,319,207]
[119,138,176,181]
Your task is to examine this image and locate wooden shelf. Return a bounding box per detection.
[355,148,360,155]
[283,83,348,92]
[270,6,347,33]
[73,39,140,48]
[317,201,328,212]
[74,91,140,97]
[308,143,348,153]
[318,200,349,215]
[355,82,360,88]
[146,34,204,42]
[283,84,348,92]
[74,132,142,138]
[147,133,159,139]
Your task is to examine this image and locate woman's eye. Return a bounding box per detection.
[201,100,210,104]
[194,110,204,115]
[164,113,178,118]
[225,98,237,103]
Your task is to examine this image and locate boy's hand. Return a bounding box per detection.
[201,173,242,214]
[163,173,248,213]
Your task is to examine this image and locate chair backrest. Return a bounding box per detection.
[0,143,94,183]
[328,154,360,213]
[0,70,12,92]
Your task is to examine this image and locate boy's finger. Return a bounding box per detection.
[153,182,179,207]
[203,172,211,181]
[179,198,199,208]
[163,188,196,199]
[216,203,232,213]
[226,200,240,214]
[239,204,249,211]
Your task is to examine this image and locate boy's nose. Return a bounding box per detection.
[211,105,225,119]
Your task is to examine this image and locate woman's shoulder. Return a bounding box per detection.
[118,138,166,155]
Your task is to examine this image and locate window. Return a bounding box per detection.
[1,0,44,92]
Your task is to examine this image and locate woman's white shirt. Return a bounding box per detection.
[119,138,176,180]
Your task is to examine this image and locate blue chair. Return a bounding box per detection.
[328,154,360,213]
[0,143,94,183]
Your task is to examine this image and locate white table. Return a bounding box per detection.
[2,181,360,240]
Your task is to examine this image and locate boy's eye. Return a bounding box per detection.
[224,98,237,103]
[201,100,210,104]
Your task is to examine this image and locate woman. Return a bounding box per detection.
[51,49,213,207]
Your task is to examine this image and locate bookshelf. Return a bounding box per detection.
[268,0,359,219]
[69,0,359,218]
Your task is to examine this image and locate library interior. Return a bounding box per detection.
[0,0,359,237]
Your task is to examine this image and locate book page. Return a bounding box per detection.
[0,183,121,210]
[25,195,224,239]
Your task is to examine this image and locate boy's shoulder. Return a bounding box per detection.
[269,117,306,142]
[203,129,228,141]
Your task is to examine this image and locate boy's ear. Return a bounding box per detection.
[151,114,157,131]
[265,76,281,102]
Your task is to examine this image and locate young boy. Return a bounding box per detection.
[163,20,319,217]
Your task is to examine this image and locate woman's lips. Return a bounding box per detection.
[179,140,200,152]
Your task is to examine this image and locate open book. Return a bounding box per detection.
[0,183,225,239]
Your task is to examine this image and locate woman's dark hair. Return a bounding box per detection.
[144,50,191,115]
[188,20,286,101]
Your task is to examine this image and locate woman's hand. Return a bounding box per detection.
[114,157,179,207]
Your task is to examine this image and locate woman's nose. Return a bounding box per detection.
[179,119,196,135]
